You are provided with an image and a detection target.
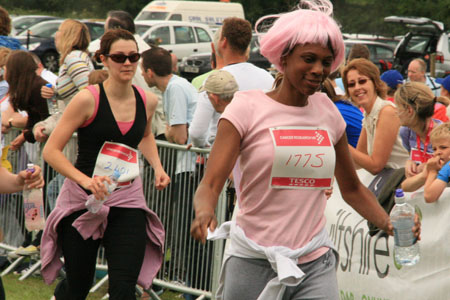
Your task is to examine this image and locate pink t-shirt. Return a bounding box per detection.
[220,89,346,263]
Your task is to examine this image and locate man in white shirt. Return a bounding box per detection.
[189,18,275,148]
[218,17,274,91]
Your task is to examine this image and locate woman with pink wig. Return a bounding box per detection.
[190,1,420,299]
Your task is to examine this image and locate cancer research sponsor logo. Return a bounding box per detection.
[100,142,137,163]
[272,129,331,147]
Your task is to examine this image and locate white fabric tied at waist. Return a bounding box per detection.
[207,221,336,300]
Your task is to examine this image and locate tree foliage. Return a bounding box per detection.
[2,0,449,36]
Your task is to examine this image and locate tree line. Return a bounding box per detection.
[3,0,450,37]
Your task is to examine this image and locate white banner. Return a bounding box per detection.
[325,169,450,300]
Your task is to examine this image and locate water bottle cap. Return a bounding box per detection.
[395,189,404,198]
[26,163,35,172]
[45,83,52,88]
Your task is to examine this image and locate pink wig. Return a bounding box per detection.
[257,0,344,73]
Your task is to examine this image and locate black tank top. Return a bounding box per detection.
[75,83,147,177]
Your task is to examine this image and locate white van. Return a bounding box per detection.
[135,0,245,28]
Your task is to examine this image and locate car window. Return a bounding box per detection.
[86,23,104,41]
[19,21,60,38]
[136,12,169,21]
[136,25,151,36]
[174,26,195,44]
[366,45,377,58]
[195,27,211,43]
[375,46,393,59]
[169,14,182,21]
[406,36,432,53]
[148,26,170,45]
[13,17,49,32]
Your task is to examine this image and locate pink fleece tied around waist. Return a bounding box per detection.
[40,177,165,289]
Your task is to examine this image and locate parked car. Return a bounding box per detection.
[15,19,104,73]
[179,33,270,81]
[136,20,214,61]
[385,16,450,78]
[179,52,211,82]
[344,40,395,73]
[11,15,62,36]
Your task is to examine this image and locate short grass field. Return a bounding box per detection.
[2,273,181,300]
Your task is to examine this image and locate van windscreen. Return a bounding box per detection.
[136,12,169,21]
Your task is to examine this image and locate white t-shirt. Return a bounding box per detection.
[189,62,275,149]
[222,62,274,92]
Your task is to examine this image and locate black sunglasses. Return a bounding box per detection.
[347,78,368,88]
[105,53,141,63]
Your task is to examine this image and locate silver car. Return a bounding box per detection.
[385,16,450,78]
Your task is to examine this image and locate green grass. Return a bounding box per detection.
[2,273,182,300]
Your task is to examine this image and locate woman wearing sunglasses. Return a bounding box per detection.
[40,28,170,300]
[343,58,409,196]
[190,1,420,299]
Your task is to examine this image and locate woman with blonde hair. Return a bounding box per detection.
[343,58,409,196]
[395,82,448,191]
[33,19,94,146]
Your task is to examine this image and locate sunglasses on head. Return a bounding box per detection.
[105,53,141,63]
[347,78,368,88]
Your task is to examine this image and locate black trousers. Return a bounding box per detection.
[54,207,147,300]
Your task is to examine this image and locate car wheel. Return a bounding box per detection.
[42,51,59,73]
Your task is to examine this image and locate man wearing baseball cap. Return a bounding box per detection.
[200,70,239,113]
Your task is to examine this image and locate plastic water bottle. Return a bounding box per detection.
[85,170,121,214]
[22,164,45,231]
[45,83,59,115]
[390,189,420,266]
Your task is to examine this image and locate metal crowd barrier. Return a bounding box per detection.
[0,129,229,299]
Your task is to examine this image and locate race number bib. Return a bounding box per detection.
[269,127,335,189]
[92,141,140,186]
